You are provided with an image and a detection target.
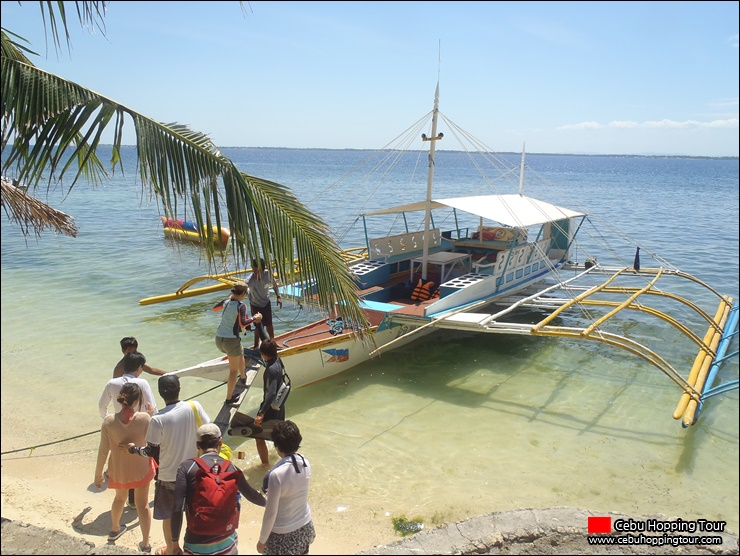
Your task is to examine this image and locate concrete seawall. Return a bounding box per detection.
[3,508,738,555]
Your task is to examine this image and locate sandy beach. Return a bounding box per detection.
[0,428,396,555]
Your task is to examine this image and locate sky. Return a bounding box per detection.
[2,1,738,157]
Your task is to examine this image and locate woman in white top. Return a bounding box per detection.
[257,420,315,555]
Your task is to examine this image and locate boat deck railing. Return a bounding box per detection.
[367,228,448,264]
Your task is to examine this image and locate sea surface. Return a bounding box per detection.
[2,147,738,537]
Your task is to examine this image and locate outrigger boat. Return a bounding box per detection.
[147,83,738,428]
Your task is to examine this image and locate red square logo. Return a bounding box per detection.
[588,516,611,534]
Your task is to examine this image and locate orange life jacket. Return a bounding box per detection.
[410,279,435,301]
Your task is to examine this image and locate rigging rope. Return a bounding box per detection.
[0,382,226,457]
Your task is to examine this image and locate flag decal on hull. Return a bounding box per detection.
[322,348,349,362]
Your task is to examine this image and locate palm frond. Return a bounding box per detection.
[36,0,108,55]
[1,52,369,335]
[0,29,37,63]
[1,177,78,237]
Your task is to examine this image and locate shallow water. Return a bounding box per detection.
[2,147,738,536]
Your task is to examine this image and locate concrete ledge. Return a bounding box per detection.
[1,518,137,555]
[358,507,740,555]
[4,508,739,555]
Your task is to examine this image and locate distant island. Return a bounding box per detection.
[110,144,738,160]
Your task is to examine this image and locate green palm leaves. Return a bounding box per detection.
[1,2,368,334]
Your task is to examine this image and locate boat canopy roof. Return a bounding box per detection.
[361,194,586,228]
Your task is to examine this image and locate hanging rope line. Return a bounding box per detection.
[272,302,305,326]
[0,382,226,457]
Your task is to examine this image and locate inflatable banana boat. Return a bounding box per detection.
[161,217,230,248]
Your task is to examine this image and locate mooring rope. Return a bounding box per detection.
[0,382,226,457]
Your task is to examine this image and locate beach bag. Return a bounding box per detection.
[271,359,291,410]
[186,457,241,536]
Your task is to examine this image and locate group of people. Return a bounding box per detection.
[94,260,315,555]
[213,258,282,407]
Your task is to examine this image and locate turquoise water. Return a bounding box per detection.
[2,147,738,535]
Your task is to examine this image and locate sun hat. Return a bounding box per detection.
[231,280,248,294]
[197,423,222,441]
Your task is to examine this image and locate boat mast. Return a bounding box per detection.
[421,81,442,280]
[518,142,525,195]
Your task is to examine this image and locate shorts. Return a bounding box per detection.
[250,302,273,328]
[215,336,243,357]
[263,403,285,423]
[265,521,315,555]
[153,480,176,520]
[184,532,238,554]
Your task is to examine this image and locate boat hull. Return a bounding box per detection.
[172,310,435,389]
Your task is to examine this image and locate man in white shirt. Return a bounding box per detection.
[99,351,157,418]
[128,374,211,555]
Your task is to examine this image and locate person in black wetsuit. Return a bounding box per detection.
[254,339,289,466]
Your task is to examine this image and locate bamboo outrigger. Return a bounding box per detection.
[423,263,738,428]
[139,247,368,306]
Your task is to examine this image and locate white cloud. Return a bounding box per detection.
[561,118,738,131]
[730,34,739,49]
[558,121,603,130]
[608,121,639,129]
[705,118,739,128]
[708,98,739,110]
[635,119,738,129]
[641,119,695,129]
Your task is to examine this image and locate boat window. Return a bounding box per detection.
[516,269,523,279]
[532,262,539,271]
[524,266,531,276]
[506,273,514,283]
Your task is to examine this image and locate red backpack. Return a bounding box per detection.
[186,457,242,536]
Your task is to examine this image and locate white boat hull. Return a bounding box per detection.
[172,321,434,389]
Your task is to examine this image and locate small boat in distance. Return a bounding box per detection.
[156,82,738,428]
[161,216,231,248]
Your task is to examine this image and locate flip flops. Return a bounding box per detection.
[155,547,168,555]
[107,523,127,542]
[138,541,152,553]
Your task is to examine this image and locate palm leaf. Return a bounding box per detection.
[1,176,78,237]
[2,39,369,336]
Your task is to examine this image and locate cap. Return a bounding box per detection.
[197,423,222,441]
[158,374,180,395]
[231,280,247,294]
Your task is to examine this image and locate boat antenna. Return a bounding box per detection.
[518,142,526,195]
[437,39,442,80]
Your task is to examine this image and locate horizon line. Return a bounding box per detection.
[106,145,739,160]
